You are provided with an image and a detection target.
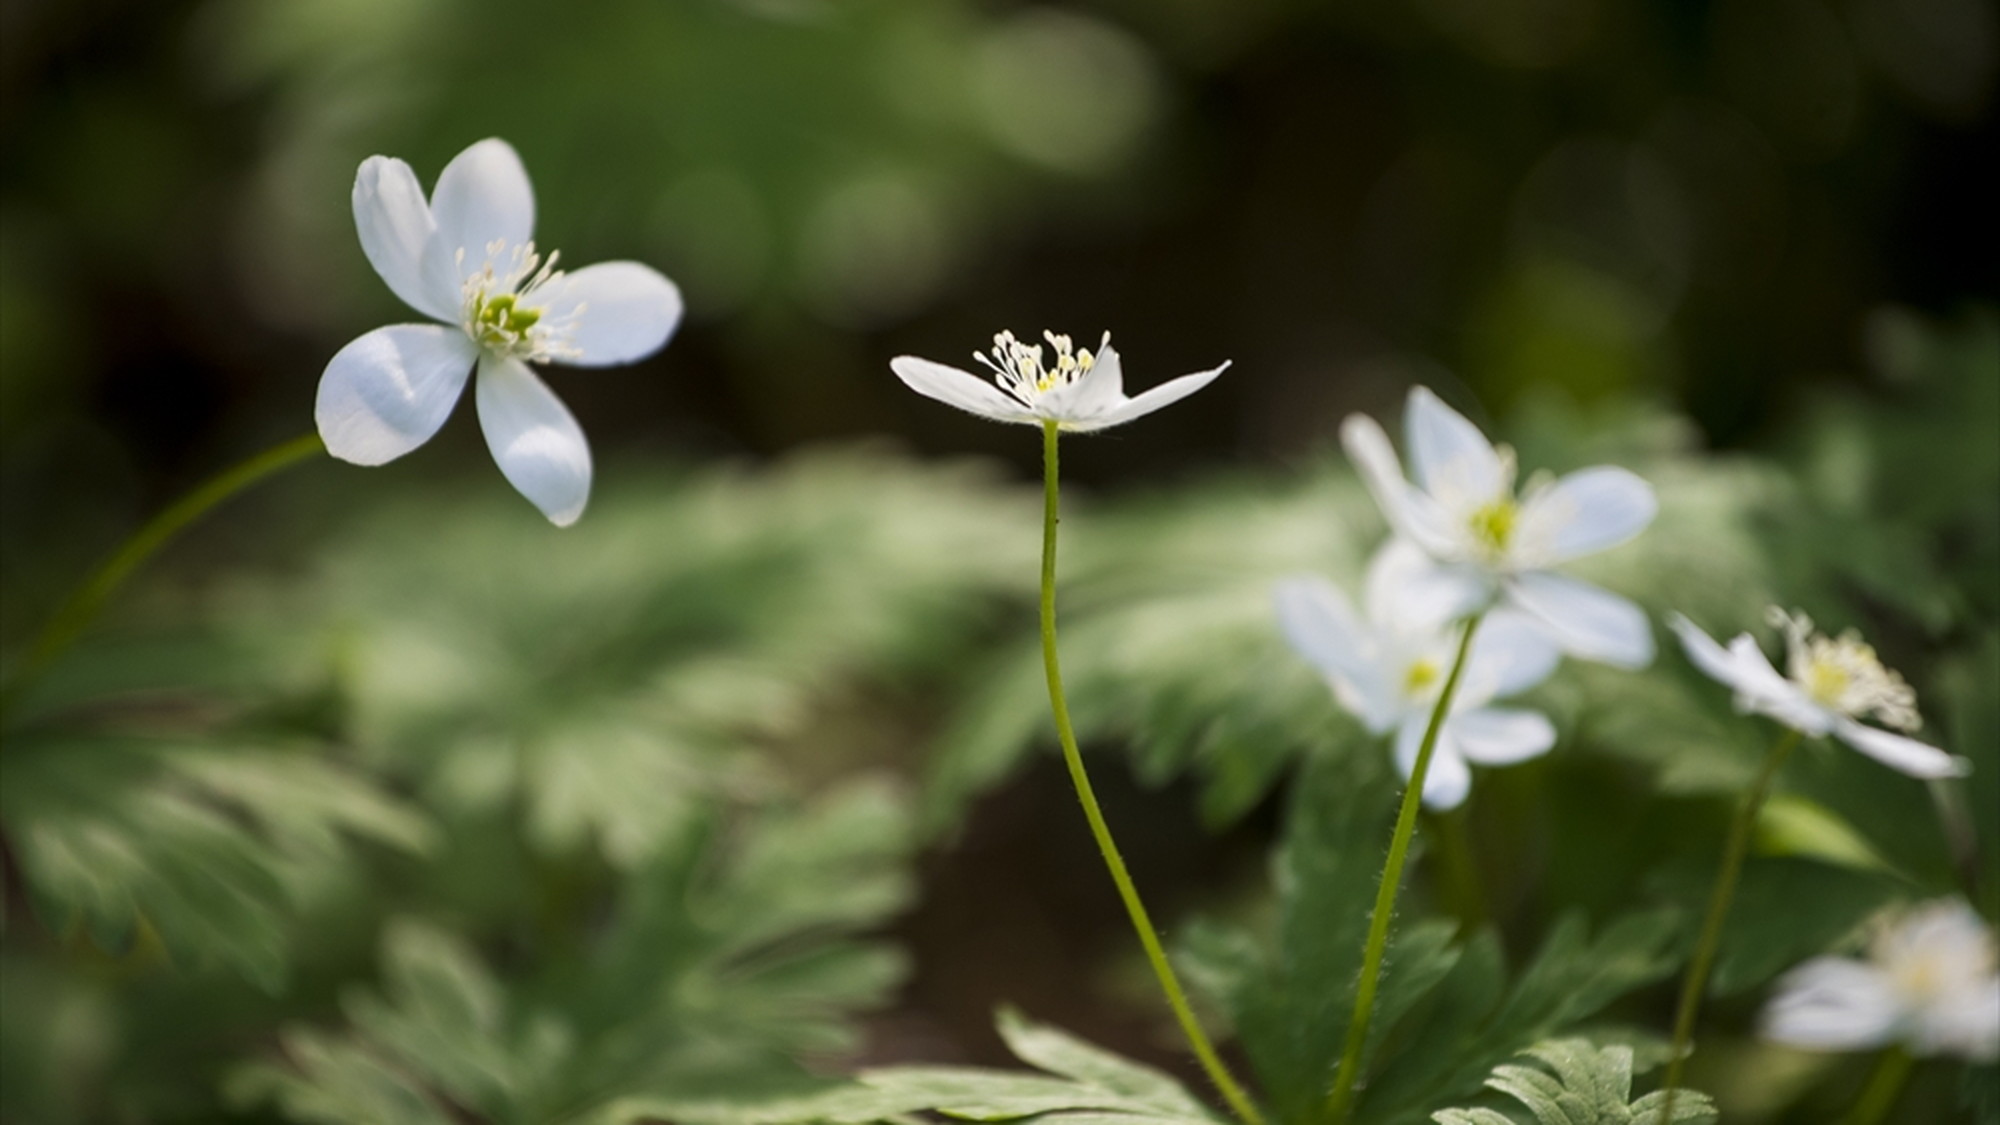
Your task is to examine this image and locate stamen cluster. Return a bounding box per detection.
[975,330,1099,405]
[458,239,582,362]
[1768,608,1920,732]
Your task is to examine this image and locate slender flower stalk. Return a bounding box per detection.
[1325,611,1485,1124]
[1038,422,1264,1125]
[0,431,324,718]
[1659,727,1801,1114]
[1839,1049,1914,1125]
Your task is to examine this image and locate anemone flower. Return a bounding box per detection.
[891,330,1227,432]
[1340,386,1657,668]
[1669,609,1967,779]
[1277,540,1563,809]
[1764,898,2000,1061]
[317,138,683,525]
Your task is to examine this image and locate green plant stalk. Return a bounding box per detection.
[1839,1047,1914,1125]
[1428,805,1488,935]
[1658,726,1803,1119]
[1038,421,1265,1125]
[1,431,323,716]
[1324,612,1484,1124]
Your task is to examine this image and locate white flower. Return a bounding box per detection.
[1763,898,2000,1061]
[891,330,1228,431]
[1669,609,1967,778]
[1340,387,1658,668]
[317,138,684,526]
[1275,540,1565,810]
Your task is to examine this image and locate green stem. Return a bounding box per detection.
[1838,1047,1913,1125]
[1037,422,1264,1125]
[1,431,324,716]
[1658,726,1802,1119]
[1429,806,1488,935]
[1324,612,1485,1124]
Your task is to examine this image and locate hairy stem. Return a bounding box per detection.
[1038,421,1264,1125]
[1324,612,1484,1124]
[1,431,323,717]
[1658,726,1802,1119]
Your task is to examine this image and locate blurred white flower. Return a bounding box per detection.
[1763,898,2000,1061]
[318,138,684,526]
[891,330,1227,431]
[1340,387,1658,668]
[1669,610,1967,779]
[1275,540,1564,810]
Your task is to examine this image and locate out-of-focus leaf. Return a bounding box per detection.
[229,779,917,1123]
[1,737,430,989]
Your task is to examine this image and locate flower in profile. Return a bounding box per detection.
[317,138,684,525]
[1669,609,1967,778]
[1275,540,1565,809]
[891,330,1228,431]
[1763,898,2000,1061]
[1340,387,1658,668]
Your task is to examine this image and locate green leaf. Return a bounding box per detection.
[230,779,919,1124]
[1432,1039,1716,1125]
[1,736,431,989]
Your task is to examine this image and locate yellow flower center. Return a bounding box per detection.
[1770,609,1922,732]
[1404,658,1440,695]
[1469,499,1518,556]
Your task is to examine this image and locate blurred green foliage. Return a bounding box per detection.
[3,307,1994,1121]
[2,0,1996,1119]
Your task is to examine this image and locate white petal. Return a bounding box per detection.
[1274,576,1396,729]
[1396,714,1471,811]
[1449,707,1556,766]
[1038,341,1125,423]
[1466,608,1562,699]
[1340,413,1466,559]
[531,261,683,367]
[1669,613,1742,686]
[1075,361,1229,432]
[1515,466,1658,566]
[315,325,476,465]
[352,156,456,321]
[475,353,591,526]
[1833,720,1969,779]
[429,138,535,275]
[1405,386,1506,504]
[1364,538,1487,635]
[890,356,1038,424]
[1507,572,1655,669]
[1761,958,1902,1051]
[1716,633,1838,733]
[1920,979,2000,1061]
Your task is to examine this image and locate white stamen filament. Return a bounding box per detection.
[974,329,1103,405]
[1768,608,1922,732]
[457,239,583,362]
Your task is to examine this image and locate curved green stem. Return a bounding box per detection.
[1324,612,1484,1124]
[1658,726,1802,1119]
[1,431,323,716]
[1838,1047,1913,1125]
[1037,422,1264,1125]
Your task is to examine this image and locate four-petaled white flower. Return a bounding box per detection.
[1341,387,1658,668]
[1669,609,1967,778]
[891,330,1228,431]
[1275,540,1565,810]
[1763,898,2000,1061]
[317,138,684,526]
